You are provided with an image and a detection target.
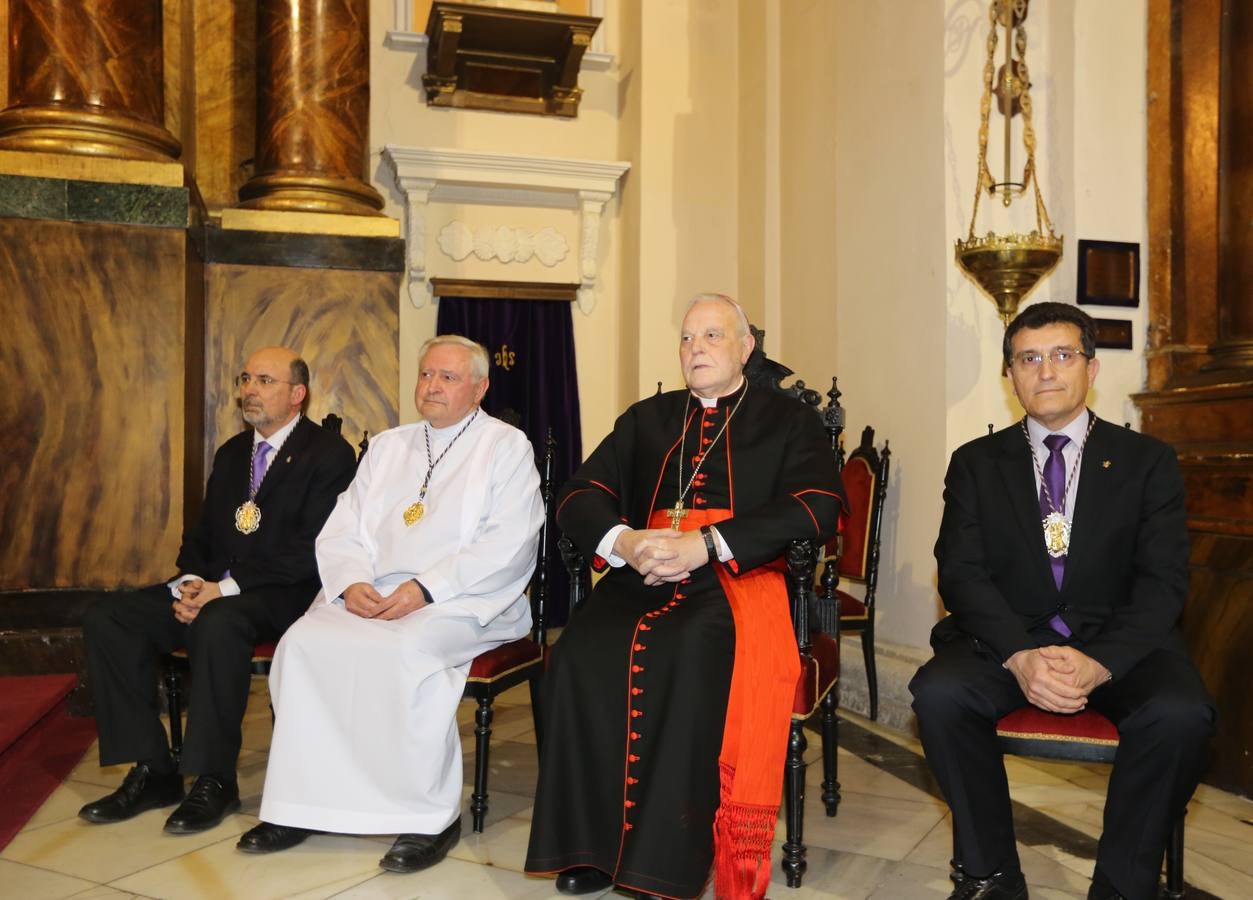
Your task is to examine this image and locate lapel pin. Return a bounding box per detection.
[1102,460,1111,468]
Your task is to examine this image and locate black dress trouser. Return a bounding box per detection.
[83,584,312,776]
[910,638,1214,900]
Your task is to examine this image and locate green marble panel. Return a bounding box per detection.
[0,174,67,220]
[0,174,188,227]
[66,181,188,228]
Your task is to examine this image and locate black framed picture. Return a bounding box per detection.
[1093,317,1133,350]
[1077,239,1139,307]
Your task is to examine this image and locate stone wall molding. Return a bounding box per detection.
[382,145,628,311]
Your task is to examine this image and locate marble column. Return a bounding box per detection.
[0,0,181,162]
[237,0,384,215]
[1213,0,1253,369]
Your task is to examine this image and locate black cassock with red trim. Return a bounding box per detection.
[525,381,843,899]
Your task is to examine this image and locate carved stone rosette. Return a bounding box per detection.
[0,0,181,162]
[237,0,384,216]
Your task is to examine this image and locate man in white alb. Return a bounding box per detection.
[236,335,544,873]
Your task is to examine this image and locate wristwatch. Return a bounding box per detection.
[699,525,719,565]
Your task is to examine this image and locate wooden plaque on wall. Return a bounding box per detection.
[1077,239,1140,307]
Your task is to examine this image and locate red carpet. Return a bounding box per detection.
[0,675,98,851]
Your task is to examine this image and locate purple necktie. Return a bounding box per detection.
[1040,433,1072,636]
[251,441,273,494]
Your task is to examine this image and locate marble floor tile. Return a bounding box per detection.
[460,739,541,799]
[12,692,1253,900]
[1192,782,1253,820]
[445,814,535,873]
[790,789,947,861]
[3,804,253,884]
[326,857,579,899]
[63,887,141,899]
[0,858,101,900]
[107,832,385,900]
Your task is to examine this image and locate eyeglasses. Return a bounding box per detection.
[235,373,293,388]
[1010,347,1089,370]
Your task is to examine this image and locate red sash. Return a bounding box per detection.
[647,509,798,899]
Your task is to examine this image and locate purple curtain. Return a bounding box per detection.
[436,295,582,623]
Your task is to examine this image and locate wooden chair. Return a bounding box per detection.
[994,707,1186,899]
[460,430,556,833]
[816,425,890,720]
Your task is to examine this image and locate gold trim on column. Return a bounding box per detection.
[236,172,385,217]
[0,106,181,163]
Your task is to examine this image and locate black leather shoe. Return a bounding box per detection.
[236,821,313,854]
[163,775,241,834]
[555,867,614,895]
[378,817,461,873]
[78,764,184,824]
[949,870,1027,900]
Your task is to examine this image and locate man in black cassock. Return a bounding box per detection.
[525,294,843,900]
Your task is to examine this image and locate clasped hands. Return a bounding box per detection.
[1005,645,1112,714]
[614,527,710,586]
[344,579,430,620]
[172,579,223,624]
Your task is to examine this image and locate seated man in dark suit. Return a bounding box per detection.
[911,303,1215,900]
[80,345,356,835]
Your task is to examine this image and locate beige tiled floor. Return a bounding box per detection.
[4,681,1251,899]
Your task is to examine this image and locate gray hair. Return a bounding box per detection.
[418,334,490,381]
[686,293,751,338]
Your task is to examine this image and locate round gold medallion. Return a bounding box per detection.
[235,500,262,534]
[403,501,425,526]
[1042,510,1070,558]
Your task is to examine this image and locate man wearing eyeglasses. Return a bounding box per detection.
[80,346,356,836]
[911,303,1214,900]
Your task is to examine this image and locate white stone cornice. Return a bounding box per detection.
[382,146,629,311]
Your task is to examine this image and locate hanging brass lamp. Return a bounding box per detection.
[955,0,1062,327]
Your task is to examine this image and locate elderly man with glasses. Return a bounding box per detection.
[910,303,1214,900]
[80,346,356,836]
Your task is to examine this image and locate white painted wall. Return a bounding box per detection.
[364,0,1152,655]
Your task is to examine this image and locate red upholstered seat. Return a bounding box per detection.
[466,637,543,684]
[996,707,1120,764]
[833,589,869,621]
[793,632,840,719]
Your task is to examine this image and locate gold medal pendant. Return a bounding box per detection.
[235,500,262,534]
[403,501,425,526]
[1042,510,1070,558]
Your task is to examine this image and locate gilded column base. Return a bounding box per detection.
[1207,340,1253,371]
[237,172,385,217]
[0,105,181,163]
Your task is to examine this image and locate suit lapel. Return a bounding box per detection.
[1062,417,1112,590]
[994,425,1054,586]
[254,417,312,505]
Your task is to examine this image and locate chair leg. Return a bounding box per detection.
[820,690,841,817]
[861,625,878,722]
[781,718,808,888]
[470,695,494,834]
[1162,812,1185,899]
[164,668,184,769]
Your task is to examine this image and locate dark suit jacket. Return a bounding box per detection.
[175,415,356,597]
[932,415,1190,679]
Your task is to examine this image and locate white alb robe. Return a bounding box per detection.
[259,410,543,834]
